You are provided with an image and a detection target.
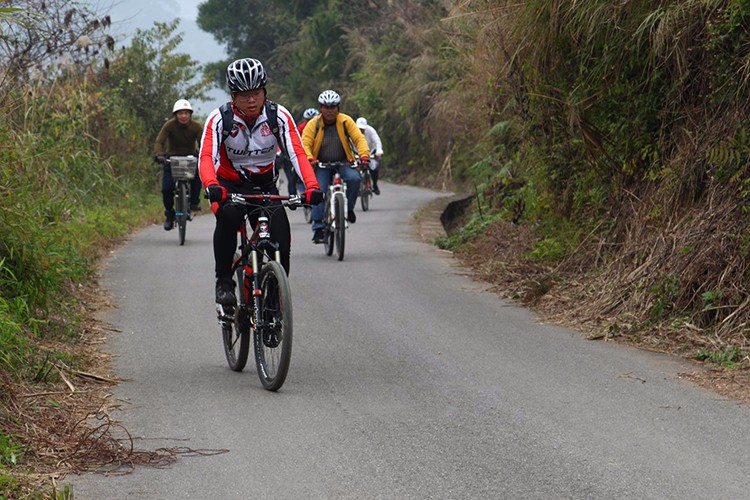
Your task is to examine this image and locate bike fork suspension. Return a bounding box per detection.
[250,251,261,328]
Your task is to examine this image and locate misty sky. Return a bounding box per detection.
[90,0,228,114]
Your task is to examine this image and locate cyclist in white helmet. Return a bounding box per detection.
[154,99,204,230]
[301,107,319,127]
[199,58,323,305]
[356,117,384,195]
[301,89,370,244]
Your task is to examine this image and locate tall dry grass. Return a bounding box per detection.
[422,0,750,350]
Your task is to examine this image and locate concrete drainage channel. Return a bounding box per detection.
[414,193,474,244]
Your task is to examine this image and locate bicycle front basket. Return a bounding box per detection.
[170,156,197,181]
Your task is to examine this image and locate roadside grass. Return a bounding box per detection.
[0,84,162,497]
[435,210,501,251]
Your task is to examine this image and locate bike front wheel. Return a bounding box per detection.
[177,182,189,245]
[223,259,250,371]
[334,193,345,261]
[254,260,293,391]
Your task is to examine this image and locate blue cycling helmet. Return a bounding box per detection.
[303,107,319,120]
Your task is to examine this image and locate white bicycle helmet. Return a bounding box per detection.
[356,117,368,128]
[303,107,319,120]
[318,90,341,106]
[226,58,267,92]
[172,99,193,113]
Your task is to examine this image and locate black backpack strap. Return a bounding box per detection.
[219,101,234,145]
[265,100,288,158]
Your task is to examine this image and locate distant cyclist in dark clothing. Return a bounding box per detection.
[154,99,203,230]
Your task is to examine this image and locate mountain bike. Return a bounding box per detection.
[318,161,350,261]
[215,191,302,391]
[165,155,197,246]
[358,161,373,212]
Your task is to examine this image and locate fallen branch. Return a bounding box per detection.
[74,370,117,384]
[56,364,76,394]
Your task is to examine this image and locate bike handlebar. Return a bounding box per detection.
[315,161,355,169]
[227,192,305,208]
[156,154,199,165]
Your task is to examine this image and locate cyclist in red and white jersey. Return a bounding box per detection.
[199,57,323,306]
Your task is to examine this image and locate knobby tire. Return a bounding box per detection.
[254,260,293,391]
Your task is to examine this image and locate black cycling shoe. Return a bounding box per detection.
[163,217,174,231]
[215,280,236,306]
[347,210,356,223]
[190,204,202,212]
[373,185,380,195]
[312,228,325,244]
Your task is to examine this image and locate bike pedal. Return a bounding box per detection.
[215,304,235,321]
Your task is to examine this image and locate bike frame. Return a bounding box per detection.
[318,162,351,227]
[217,193,300,327]
[174,178,191,220]
[165,155,197,245]
[357,163,372,211]
[216,192,302,390]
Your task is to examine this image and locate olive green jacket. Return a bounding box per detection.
[154,117,203,156]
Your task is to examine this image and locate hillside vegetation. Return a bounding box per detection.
[3,0,750,496]
[196,0,750,370]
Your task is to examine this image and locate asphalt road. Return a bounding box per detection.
[70,182,750,499]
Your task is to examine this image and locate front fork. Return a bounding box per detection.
[328,177,348,226]
[174,181,192,221]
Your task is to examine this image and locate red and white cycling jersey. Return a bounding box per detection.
[199,102,317,189]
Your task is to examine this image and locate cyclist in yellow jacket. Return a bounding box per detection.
[301,90,370,244]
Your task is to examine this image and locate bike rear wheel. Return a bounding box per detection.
[360,172,371,212]
[222,258,250,371]
[176,182,189,245]
[334,193,345,261]
[254,260,293,391]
